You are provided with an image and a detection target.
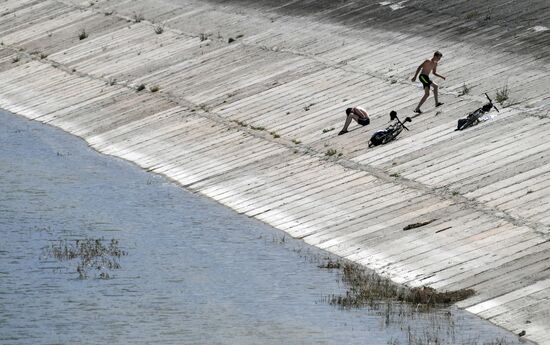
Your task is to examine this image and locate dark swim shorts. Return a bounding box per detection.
[419,74,432,89]
[357,117,370,126]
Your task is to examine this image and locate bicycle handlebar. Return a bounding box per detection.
[395,116,409,131]
[485,93,500,113]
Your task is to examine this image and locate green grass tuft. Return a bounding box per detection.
[325,148,338,156]
[496,85,510,104]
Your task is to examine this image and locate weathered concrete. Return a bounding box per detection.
[1,0,549,342]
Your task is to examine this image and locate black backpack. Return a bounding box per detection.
[369,130,387,146]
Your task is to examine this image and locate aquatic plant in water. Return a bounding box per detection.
[324,262,474,309]
[44,238,127,279]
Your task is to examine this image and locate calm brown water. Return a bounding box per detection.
[0,109,531,345]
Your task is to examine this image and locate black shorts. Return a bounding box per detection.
[419,74,432,89]
[357,117,370,126]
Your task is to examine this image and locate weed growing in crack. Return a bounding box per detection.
[132,12,144,23]
[325,148,338,156]
[231,119,248,127]
[78,29,88,40]
[496,85,510,104]
[458,83,471,96]
[199,33,209,41]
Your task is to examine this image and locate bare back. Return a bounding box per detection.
[352,106,369,119]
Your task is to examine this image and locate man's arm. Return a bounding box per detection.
[433,64,446,80]
[411,64,422,82]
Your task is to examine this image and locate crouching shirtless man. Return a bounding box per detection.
[338,106,370,135]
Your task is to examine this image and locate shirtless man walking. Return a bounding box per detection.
[411,51,446,114]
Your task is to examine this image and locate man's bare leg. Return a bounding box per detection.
[433,83,443,107]
[338,114,357,135]
[414,88,430,113]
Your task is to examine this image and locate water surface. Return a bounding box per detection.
[0,110,529,345]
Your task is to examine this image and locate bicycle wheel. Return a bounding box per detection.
[459,111,481,130]
[386,127,403,143]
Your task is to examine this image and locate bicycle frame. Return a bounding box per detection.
[456,93,500,131]
[369,114,412,147]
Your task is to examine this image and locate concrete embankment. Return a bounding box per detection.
[0,0,549,342]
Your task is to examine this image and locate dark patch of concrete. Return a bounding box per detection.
[204,0,550,63]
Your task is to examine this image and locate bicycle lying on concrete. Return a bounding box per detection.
[368,111,412,147]
[456,93,499,131]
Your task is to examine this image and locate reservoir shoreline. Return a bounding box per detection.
[0,0,549,342]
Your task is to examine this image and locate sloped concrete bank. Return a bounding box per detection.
[0,0,549,343]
